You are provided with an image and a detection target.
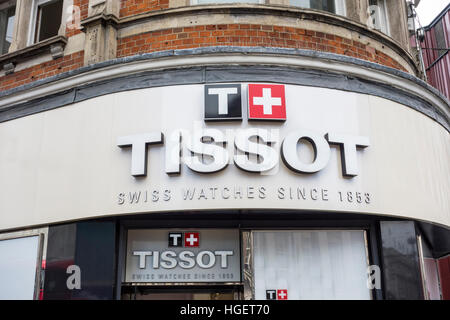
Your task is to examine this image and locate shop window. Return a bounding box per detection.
[253,230,372,299]
[418,235,442,300]
[0,3,15,55]
[0,236,41,300]
[290,0,346,16]
[368,0,389,35]
[28,0,64,45]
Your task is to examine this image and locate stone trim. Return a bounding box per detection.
[0,47,448,131]
[0,35,68,73]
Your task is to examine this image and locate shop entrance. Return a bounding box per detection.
[121,285,242,300]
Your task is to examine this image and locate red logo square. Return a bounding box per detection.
[277,289,288,300]
[184,232,200,247]
[248,84,286,120]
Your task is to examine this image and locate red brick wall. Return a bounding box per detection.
[117,24,407,71]
[119,0,169,17]
[0,51,84,91]
[66,0,89,38]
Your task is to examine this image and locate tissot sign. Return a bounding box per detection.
[118,83,370,178]
[2,82,449,230]
[125,229,240,283]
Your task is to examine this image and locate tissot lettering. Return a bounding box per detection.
[119,128,368,178]
[196,251,215,268]
[131,231,237,277]
[160,251,177,269]
[165,130,182,175]
[215,251,234,268]
[281,129,331,174]
[184,129,229,173]
[133,250,234,269]
[117,132,163,176]
[326,133,371,177]
[134,251,152,269]
[117,83,370,179]
[179,251,195,269]
[234,128,278,173]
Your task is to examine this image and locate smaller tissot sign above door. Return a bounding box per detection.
[126,229,240,283]
[204,84,242,121]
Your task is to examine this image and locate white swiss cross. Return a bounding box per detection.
[252,88,282,115]
[186,233,199,246]
[277,289,288,300]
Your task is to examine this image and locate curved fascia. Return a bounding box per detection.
[0,48,448,130]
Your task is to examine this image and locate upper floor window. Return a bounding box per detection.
[28,0,64,45]
[191,0,263,4]
[290,0,346,16]
[0,1,15,55]
[368,0,389,35]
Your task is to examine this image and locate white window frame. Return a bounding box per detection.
[369,0,390,36]
[335,0,346,16]
[27,0,64,46]
[191,0,265,5]
[289,0,347,16]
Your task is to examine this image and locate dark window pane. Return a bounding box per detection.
[0,6,15,55]
[434,20,448,59]
[37,0,63,42]
[291,0,336,14]
[310,0,335,13]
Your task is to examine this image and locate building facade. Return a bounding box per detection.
[0,0,449,300]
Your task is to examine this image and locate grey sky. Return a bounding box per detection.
[415,0,450,26]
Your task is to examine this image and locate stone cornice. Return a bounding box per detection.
[0,36,68,72]
[80,13,120,29]
[0,47,447,131]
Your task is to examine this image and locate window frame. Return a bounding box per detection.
[368,0,390,36]
[334,0,346,16]
[27,0,64,46]
[0,228,47,301]
[289,0,347,16]
[190,0,267,5]
[0,1,16,55]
